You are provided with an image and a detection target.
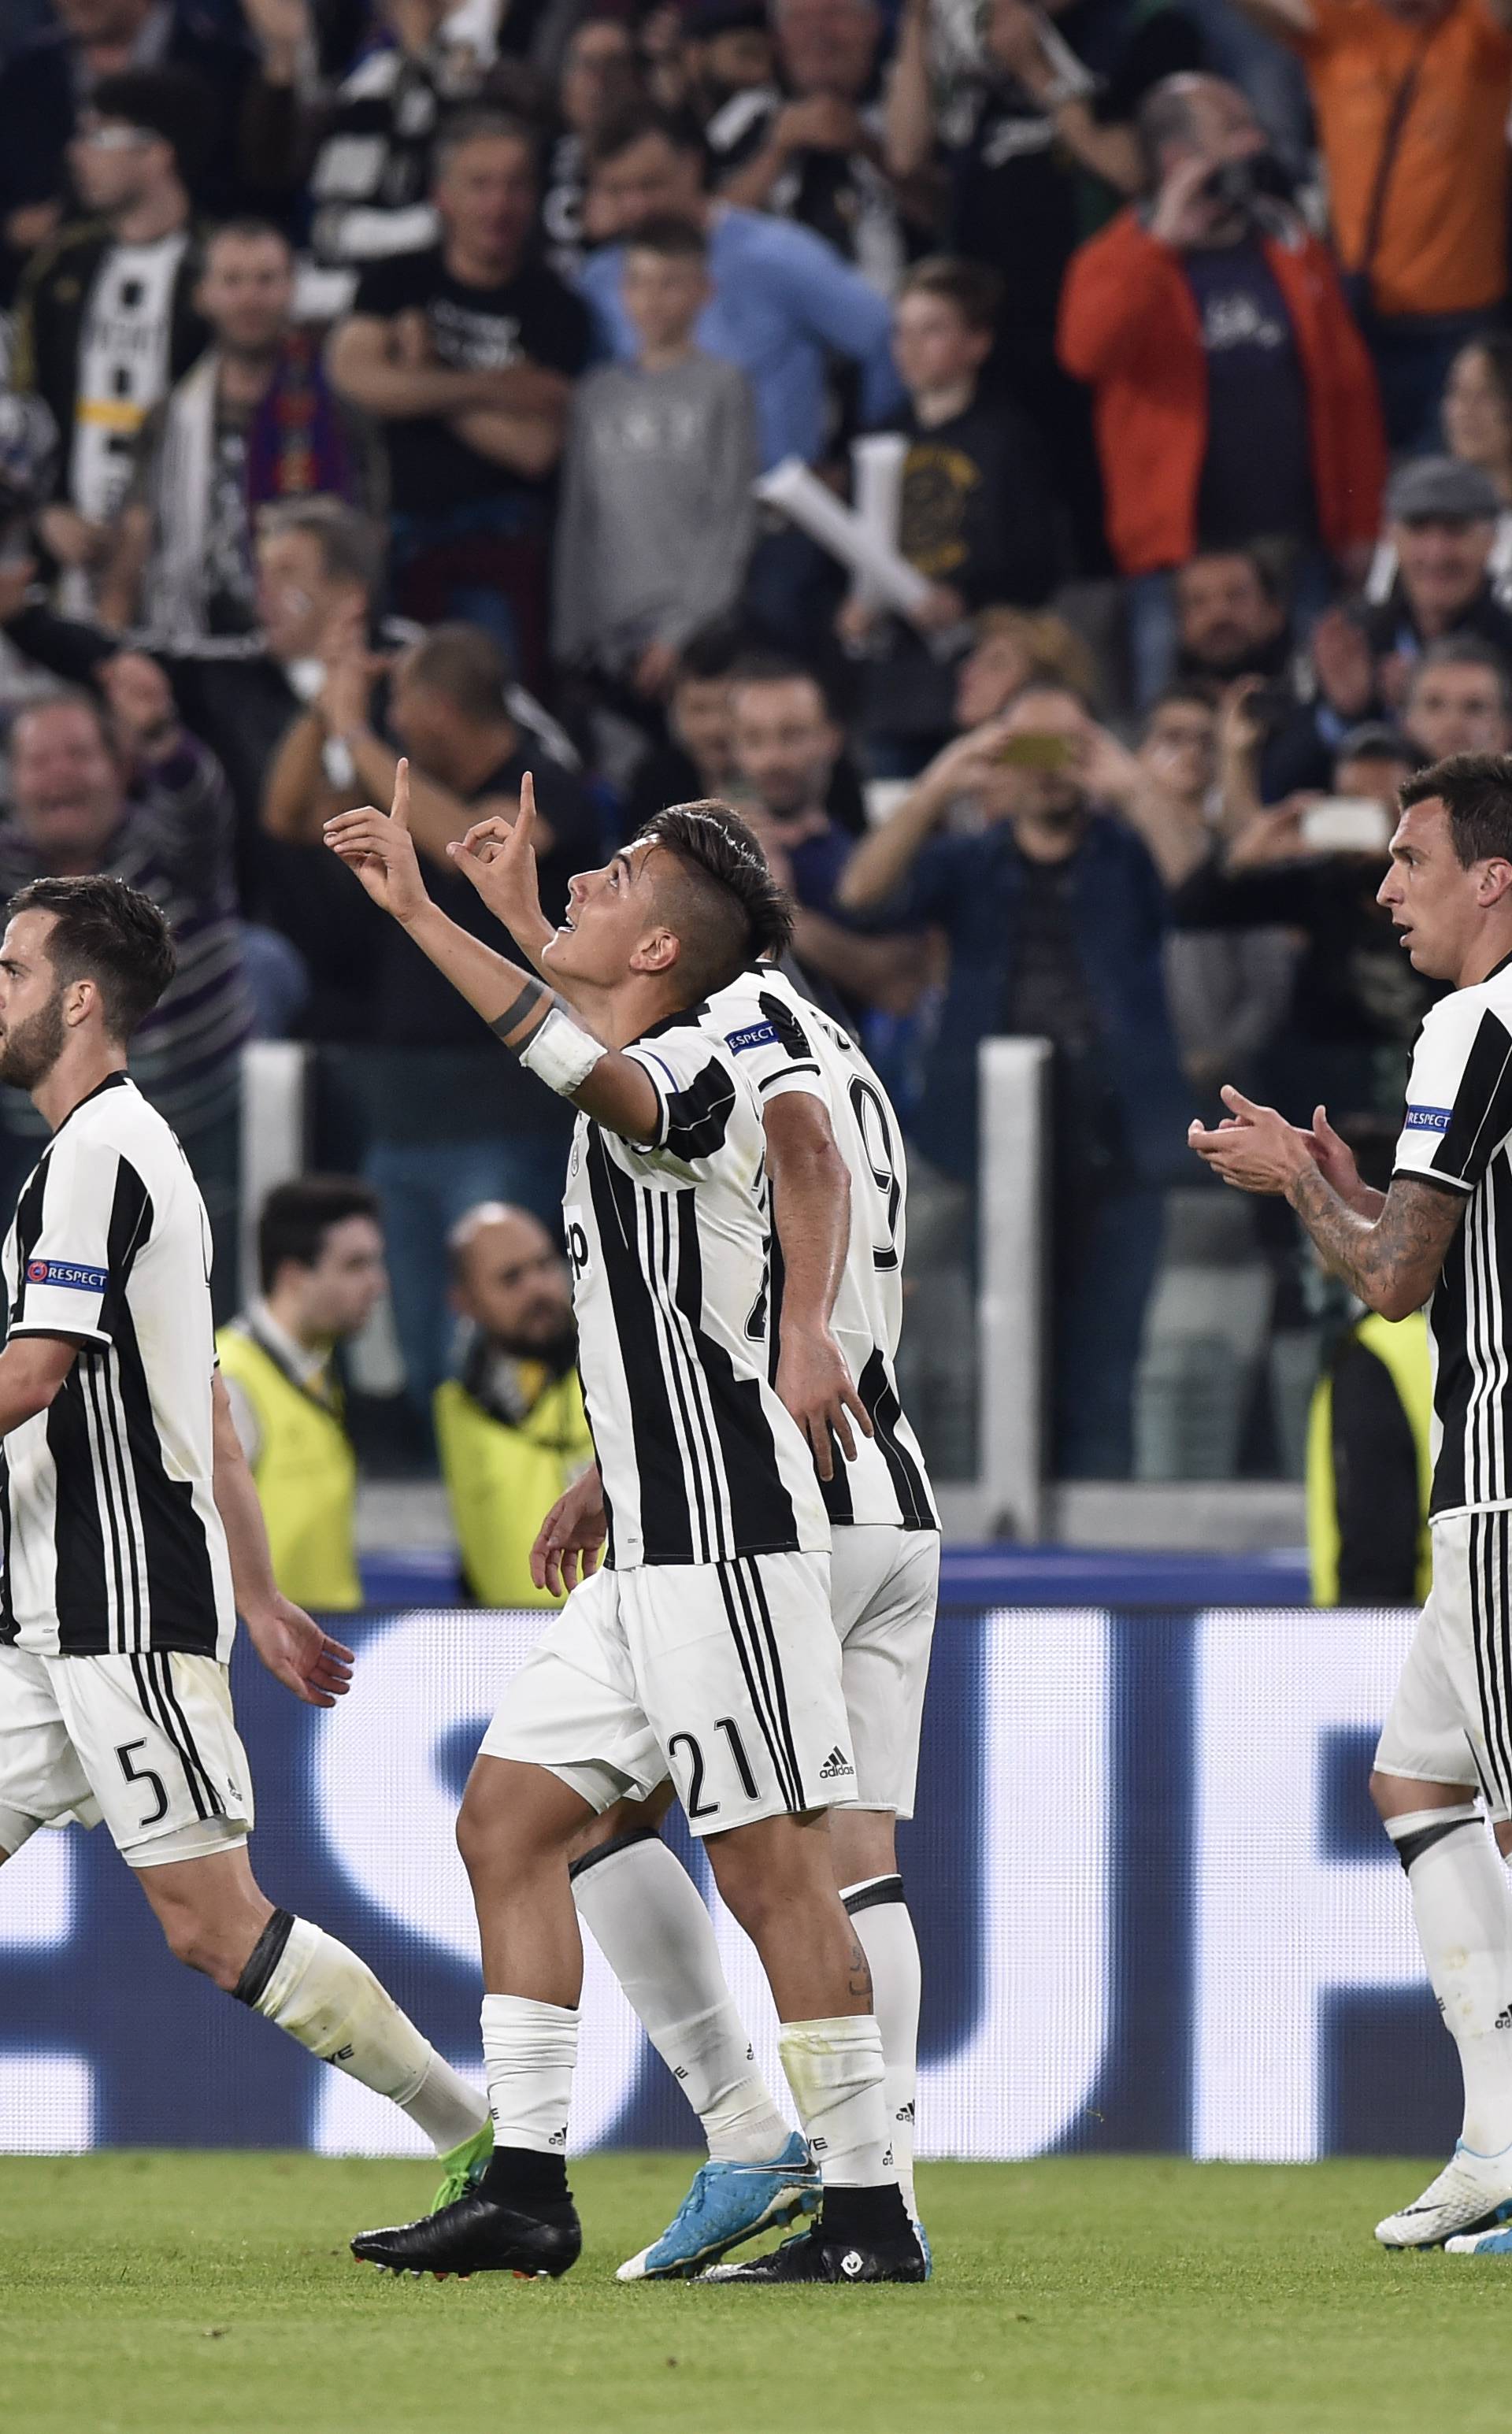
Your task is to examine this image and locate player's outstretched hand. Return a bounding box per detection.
[323,758,428,921]
[1188,1085,1313,1197]
[776,1328,873,1483]
[531,1465,608,1598]
[244,1594,355,1708]
[447,770,553,958]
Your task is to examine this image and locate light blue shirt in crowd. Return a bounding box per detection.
[576,204,904,469]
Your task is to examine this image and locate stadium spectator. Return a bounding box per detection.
[218,1176,387,1613]
[1400,638,1512,764]
[1232,0,1512,450]
[0,0,304,305]
[843,257,1061,772]
[951,606,1100,730]
[1172,549,1292,688]
[13,70,209,610]
[680,0,776,132]
[578,104,902,472]
[620,616,743,829]
[728,658,926,1017]
[435,1202,595,1607]
[1058,71,1385,703]
[837,678,1194,1476]
[266,621,601,1406]
[886,0,1204,573]
[709,0,913,296]
[98,219,384,643]
[552,218,758,706]
[541,13,643,276]
[0,662,252,1304]
[1170,724,1432,1127]
[1368,339,1512,609]
[328,111,593,688]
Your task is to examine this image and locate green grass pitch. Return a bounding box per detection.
[7,2152,1512,2434]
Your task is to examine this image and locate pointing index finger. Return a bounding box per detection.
[391,756,411,832]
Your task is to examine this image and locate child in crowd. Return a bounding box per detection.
[844,257,1062,772]
[552,214,758,705]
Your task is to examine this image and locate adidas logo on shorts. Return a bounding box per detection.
[818,1747,854,1781]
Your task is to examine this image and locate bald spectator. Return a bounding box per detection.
[435,1204,595,1608]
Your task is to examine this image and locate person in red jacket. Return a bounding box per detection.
[1058,72,1386,704]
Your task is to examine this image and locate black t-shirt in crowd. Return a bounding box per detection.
[352,246,594,516]
[1183,237,1314,550]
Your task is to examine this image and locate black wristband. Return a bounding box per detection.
[490,976,547,1041]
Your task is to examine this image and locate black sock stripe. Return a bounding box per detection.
[232,1906,296,2007]
[742,1559,806,1812]
[131,1650,207,1823]
[843,1875,905,1917]
[1393,1817,1478,1873]
[568,1826,662,1884]
[153,1652,225,1820]
[716,1562,794,1810]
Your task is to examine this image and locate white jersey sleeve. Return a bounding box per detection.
[1395,989,1512,1196]
[718,989,828,1110]
[8,1127,138,1346]
[623,1028,751,1171]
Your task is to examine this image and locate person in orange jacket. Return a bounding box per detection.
[1058,72,1387,703]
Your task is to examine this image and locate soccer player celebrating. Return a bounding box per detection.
[326,768,924,2284]
[0,875,491,2199]
[477,793,938,2278]
[1191,751,1512,2254]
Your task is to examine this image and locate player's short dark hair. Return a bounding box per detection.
[623,213,707,261]
[897,255,1002,333]
[1399,753,1512,867]
[635,800,794,1001]
[258,1175,381,1294]
[5,874,176,1043]
[256,497,387,597]
[433,109,540,181]
[398,622,513,718]
[587,102,707,175]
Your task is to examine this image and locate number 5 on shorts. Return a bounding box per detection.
[116,1737,169,1828]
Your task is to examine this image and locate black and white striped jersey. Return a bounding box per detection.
[704,965,938,1533]
[1394,961,1512,1517]
[561,1016,831,1572]
[0,1075,236,1658]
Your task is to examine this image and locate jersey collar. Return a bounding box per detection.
[50,1069,132,1141]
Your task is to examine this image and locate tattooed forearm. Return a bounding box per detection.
[488,971,554,1047]
[1286,1167,1466,1320]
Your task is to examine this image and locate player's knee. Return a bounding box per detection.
[154,1900,243,1988]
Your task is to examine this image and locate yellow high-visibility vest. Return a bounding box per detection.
[434,1369,595,1609]
[1306,1309,1433,1606]
[216,1320,361,1611]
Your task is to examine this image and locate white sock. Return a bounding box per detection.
[778,2014,890,2187]
[480,1992,579,2154]
[843,1876,921,2217]
[571,1835,791,2164]
[235,1910,486,2154]
[1388,1809,1512,2156]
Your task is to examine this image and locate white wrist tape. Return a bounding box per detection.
[519,1006,608,1097]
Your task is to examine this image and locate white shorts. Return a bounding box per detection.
[482,1549,854,1836]
[828,1525,939,1819]
[1377,1510,1512,1821]
[0,1643,254,1866]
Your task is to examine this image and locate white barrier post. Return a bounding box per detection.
[978,1036,1050,1541]
[239,1042,310,1306]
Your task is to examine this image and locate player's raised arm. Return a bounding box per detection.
[325,763,662,1143]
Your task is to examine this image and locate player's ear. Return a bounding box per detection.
[1480,857,1512,907]
[632,926,680,977]
[62,976,95,1029]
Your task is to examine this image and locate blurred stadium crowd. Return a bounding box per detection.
[0,0,1506,1511]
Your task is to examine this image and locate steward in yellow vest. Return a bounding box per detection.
[1307,1308,1434,1606]
[437,1203,595,1607]
[217,1179,388,1612]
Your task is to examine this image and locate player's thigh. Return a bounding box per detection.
[829,1527,939,1821]
[479,1565,666,1820]
[1376,1513,1500,1815]
[625,1550,854,1838]
[46,1650,254,1865]
[0,1641,94,1861]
